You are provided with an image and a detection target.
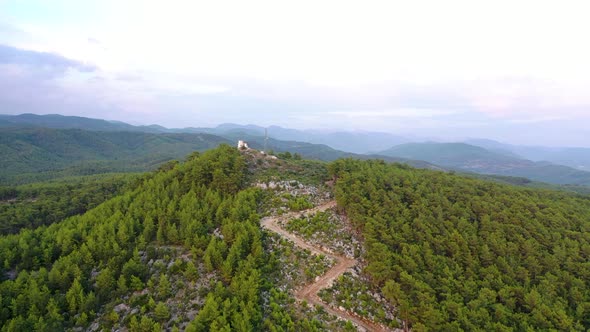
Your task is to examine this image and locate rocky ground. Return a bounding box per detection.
[282,208,362,259]
[258,176,397,331]
[88,245,215,331]
[264,230,335,290]
[319,269,399,329]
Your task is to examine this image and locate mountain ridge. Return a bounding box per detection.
[2,113,590,187]
[379,142,590,185]
[465,138,590,170]
[0,114,409,153]
[0,126,440,184]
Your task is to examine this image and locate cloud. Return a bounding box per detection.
[326,109,458,119]
[0,44,119,118]
[13,0,588,86]
[0,8,589,148]
[0,44,95,75]
[452,78,590,120]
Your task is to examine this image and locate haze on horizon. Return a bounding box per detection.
[1,0,589,147]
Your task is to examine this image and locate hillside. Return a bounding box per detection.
[0,173,139,234]
[463,173,590,195]
[0,113,162,133]
[1,147,590,331]
[330,158,590,330]
[0,125,440,184]
[379,142,520,169]
[0,146,274,331]
[0,127,230,184]
[380,142,590,186]
[0,114,408,154]
[4,114,589,185]
[0,146,398,331]
[466,139,590,171]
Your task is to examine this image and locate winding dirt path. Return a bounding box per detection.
[261,201,393,332]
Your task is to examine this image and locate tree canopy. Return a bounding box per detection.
[0,145,277,331]
[330,158,590,331]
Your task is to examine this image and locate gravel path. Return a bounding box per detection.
[261,201,394,332]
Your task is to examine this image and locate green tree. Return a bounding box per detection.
[154,302,170,322]
[65,278,84,314]
[184,261,199,282]
[117,275,128,295]
[157,274,171,300]
[96,267,116,300]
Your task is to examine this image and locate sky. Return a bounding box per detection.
[0,0,589,146]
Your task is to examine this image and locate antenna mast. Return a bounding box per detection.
[264,128,268,153]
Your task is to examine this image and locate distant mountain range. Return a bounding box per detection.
[2,113,590,187]
[202,123,409,154]
[0,114,408,153]
[0,114,438,184]
[0,113,161,133]
[379,142,590,186]
[216,131,438,169]
[464,139,590,171]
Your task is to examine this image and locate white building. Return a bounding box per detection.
[237,140,249,150]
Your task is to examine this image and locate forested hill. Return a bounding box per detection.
[0,127,230,184]
[2,142,590,331]
[0,173,139,235]
[0,145,290,331]
[330,158,590,330]
[0,113,161,133]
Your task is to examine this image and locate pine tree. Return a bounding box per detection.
[154,302,170,322]
[96,267,116,300]
[157,274,171,300]
[65,278,84,314]
[117,275,128,295]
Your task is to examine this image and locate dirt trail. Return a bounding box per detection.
[261,201,393,332]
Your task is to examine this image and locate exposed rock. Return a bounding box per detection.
[88,322,99,332]
[114,303,130,313]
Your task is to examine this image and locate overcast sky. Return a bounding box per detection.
[1,0,589,146]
